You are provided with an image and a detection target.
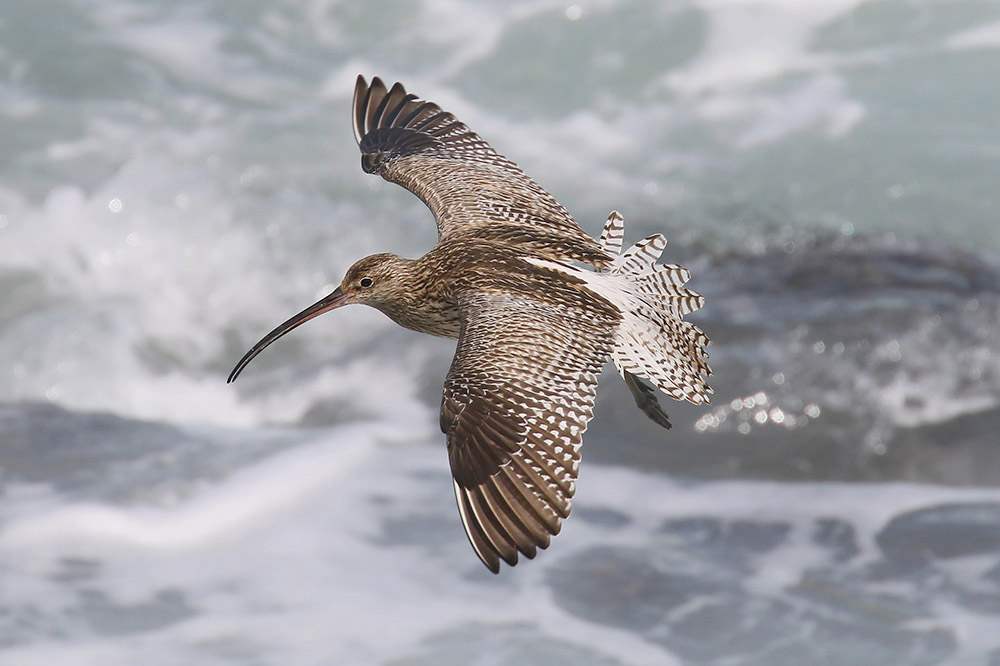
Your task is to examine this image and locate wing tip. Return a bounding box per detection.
[352,74,368,145]
[353,75,394,144]
[454,477,563,574]
[351,75,462,165]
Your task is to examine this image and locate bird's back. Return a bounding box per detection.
[393,237,622,338]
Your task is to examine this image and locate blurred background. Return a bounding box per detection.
[2,0,999,664]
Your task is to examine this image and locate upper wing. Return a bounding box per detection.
[353,76,612,267]
[440,290,618,573]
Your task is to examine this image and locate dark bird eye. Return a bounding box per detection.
[359,277,374,288]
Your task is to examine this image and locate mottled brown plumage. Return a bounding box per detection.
[229,76,712,573]
[353,76,613,268]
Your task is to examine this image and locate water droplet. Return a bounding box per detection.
[240,164,265,188]
[108,198,123,213]
[565,5,583,20]
[886,183,905,199]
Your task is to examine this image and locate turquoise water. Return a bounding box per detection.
[2,1,1000,664]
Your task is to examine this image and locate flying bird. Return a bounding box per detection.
[229,76,712,573]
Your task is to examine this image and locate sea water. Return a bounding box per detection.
[2,1,1000,664]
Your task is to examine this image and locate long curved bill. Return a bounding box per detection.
[227,287,348,383]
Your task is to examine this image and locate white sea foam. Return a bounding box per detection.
[0,429,378,555]
[2,3,1000,661]
[663,0,871,147]
[0,153,431,426]
[1,433,999,664]
[946,20,1000,51]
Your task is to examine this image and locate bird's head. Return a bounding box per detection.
[227,252,411,382]
[338,252,414,307]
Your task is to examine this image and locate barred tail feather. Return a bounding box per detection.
[599,212,712,406]
[528,211,712,422]
[599,211,625,258]
[634,270,704,316]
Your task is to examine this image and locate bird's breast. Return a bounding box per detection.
[375,296,462,339]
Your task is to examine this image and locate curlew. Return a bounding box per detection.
[229,76,712,573]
